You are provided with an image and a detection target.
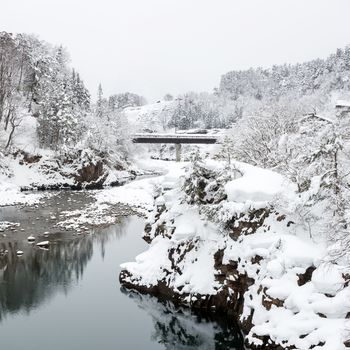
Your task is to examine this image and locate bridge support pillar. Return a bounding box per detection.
[175,143,182,162]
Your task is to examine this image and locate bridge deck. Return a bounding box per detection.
[132,133,218,144]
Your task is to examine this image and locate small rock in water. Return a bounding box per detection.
[27,235,35,242]
[36,241,50,249]
[16,250,24,256]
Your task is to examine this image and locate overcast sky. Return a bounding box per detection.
[1,0,350,102]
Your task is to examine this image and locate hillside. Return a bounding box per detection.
[220,46,350,101]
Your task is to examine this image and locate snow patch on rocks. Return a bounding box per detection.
[225,162,296,203]
[0,180,47,207]
[120,158,350,350]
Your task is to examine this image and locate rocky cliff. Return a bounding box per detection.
[120,159,350,349]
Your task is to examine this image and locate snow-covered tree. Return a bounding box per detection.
[108,92,146,111]
[35,46,89,149]
[163,93,173,101]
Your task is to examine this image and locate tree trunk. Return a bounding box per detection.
[5,118,16,149]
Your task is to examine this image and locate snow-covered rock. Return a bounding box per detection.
[224,163,295,203]
[27,235,35,242]
[120,158,350,350]
[36,241,50,248]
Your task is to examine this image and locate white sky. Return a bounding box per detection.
[1,0,350,102]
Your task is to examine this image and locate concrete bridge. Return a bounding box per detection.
[132,133,218,161]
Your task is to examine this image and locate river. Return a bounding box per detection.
[0,190,244,349]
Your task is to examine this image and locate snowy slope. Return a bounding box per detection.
[124,101,174,133]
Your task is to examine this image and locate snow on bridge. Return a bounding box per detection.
[132,133,219,161]
[131,133,218,144]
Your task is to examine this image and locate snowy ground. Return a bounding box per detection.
[0,152,71,207]
[0,181,46,207]
[95,159,187,215]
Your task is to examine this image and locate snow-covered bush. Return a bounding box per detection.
[221,113,297,168]
[183,159,240,205]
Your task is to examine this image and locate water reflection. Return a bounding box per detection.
[0,222,127,322]
[0,206,245,350]
[122,289,244,350]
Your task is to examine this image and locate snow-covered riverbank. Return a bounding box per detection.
[0,159,183,247]
[95,159,187,214]
[118,159,350,350]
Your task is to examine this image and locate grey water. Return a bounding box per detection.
[0,197,243,349]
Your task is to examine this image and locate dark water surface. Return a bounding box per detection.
[0,196,243,349]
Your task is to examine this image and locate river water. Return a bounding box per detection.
[0,191,244,350]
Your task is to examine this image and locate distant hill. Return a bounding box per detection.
[219,46,350,103]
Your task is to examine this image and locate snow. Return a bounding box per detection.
[36,241,49,247]
[56,203,119,230]
[245,233,323,268]
[336,100,350,108]
[266,259,284,278]
[0,180,46,207]
[121,236,173,287]
[124,101,173,133]
[172,239,221,295]
[120,158,350,349]
[311,264,345,295]
[132,132,217,141]
[225,163,295,203]
[95,177,156,214]
[0,149,74,207]
[13,114,39,152]
[171,207,218,241]
[0,221,20,231]
[0,145,138,207]
[95,160,187,215]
